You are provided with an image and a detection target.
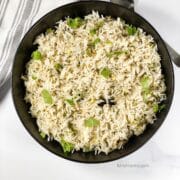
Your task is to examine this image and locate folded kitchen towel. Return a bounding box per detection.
[0,0,74,88]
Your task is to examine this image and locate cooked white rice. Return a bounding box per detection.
[23,11,166,154]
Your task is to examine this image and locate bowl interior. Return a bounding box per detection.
[12,1,174,163]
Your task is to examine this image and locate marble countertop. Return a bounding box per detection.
[0,0,180,179]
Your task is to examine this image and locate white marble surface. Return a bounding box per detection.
[0,0,180,179]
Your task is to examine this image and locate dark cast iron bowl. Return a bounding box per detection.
[12,0,175,163]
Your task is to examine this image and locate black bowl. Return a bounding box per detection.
[12,1,174,163]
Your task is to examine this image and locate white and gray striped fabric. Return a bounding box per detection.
[0,0,74,88]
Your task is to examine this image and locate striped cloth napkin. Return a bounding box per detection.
[0,0,75,88]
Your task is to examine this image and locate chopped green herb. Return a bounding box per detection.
[105,40,112,45]
[31,50,42,60]
[46,28,53,33]
[140,75,151,92]
[93,38,101,45]
[84,117,100,127]
[86,38,101,56]
[32,75,37,80]
[90,28,97,35]
[153,104,159,113]
[126,25,137,35]
[60,138,74,153]
[40,132,46,139]
[142,91,149,101]
[114,51,123,55]
[96,21,104,29]
[41,89,53,104]
[153,103,166,113]
[67,17,84,29]
[54,63,63,71]
[68,122,77,134]
[65,99,75,106]
[88,38,101,48]
[159,104,166,111]
[107,50,123,58]
[86,47,94,56]
[149,42,155,47]
[89,21,104,36]
[100,67,111,78]
[140,75,151,101]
